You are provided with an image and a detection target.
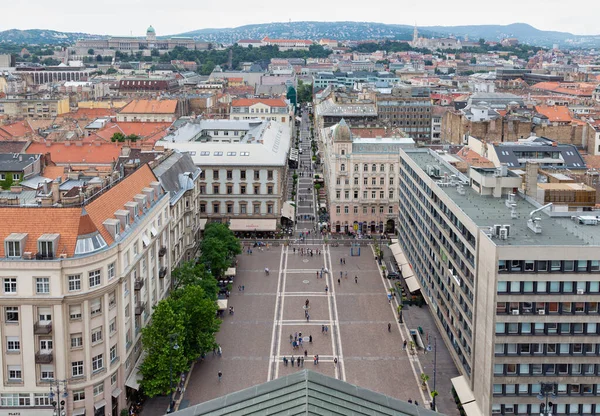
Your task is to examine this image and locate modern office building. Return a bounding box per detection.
[156,119,292,234]
[322,119,414,235]
[397,147,600,415]
[0,165,171,416]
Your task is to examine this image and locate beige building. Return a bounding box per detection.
[398,148,600,415]
[117,100,178,123]
[0,165,171,416]
[230,98,291,126]
[0,97,69,119]
[322,120,414,235]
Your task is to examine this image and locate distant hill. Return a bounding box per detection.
[0,22,599,48]
[0,29,101,45]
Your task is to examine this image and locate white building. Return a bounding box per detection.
[157,119,292,234]
[0,165,171,416]
[230,98,292,126]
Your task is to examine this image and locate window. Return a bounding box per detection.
[254,170,260,180]
[336,206,340,214]
[90,298,102,316]
[110,344,118,362]
[111,373,117,385]
[240,170,246,180]
[70,305,82,320]
[372,164,376,172]
[34,393,51,406]
[92,354,104,372]
[68,275,81,291]
[71,334,83,349]
[363,164,368,172]
[354,206,358,214]
[6,337,20,352]
[5,241,21,258]
[40,365,54,380]
[91,327,103,344]
[213,203,220,213]
[1,394,30,407]
[226,170,233,180]
[5,306,18,322]
[107,262,115,280]
[253,204,260,214]
[267,204,273,214]
[213,170,219,180]
[72,360,85,377]
[93,383,104,396]
[73,390,85,401]
[38,240,54,258]
[537,261,548,271]
[267,186,273,195]
[3,277,16,294]
[240,203,247,214]
[524,260,535,271]
[36,277,50,294]
[213,185,219,194]
[253,185,260,194]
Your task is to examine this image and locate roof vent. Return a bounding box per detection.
[527,203,552,234]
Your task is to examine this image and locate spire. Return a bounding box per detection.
[413,23,418,44]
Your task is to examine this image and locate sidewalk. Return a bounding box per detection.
[382,244,460,416]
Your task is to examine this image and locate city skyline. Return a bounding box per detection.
[1,0,599,37]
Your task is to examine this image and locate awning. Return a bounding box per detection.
[401,263,414,279]
[229,219,277,232]
[389,243,403,256]
[217,299,228,310]
[142,235,150,248]
[281,201,295,220]
[111,387,122,398]
[150,227,158,237]
[462,402,484,416]
[390,238,398,244]
[451,375,476,405]
[405,276,421,293]
[225,267,236,277]
[72,408,86,416]
[125,352,146,390]
[94,400,107,410]
[199,218,208,231]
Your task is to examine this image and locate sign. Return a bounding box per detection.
[353,223,358,231]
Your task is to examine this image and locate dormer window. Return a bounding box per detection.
[37,234,59,260]
[5,233,27,258]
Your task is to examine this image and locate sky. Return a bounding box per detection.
[1,0,599,36]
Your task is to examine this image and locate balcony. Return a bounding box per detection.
[35,351,53,364]
[158,246,167,257]
[134,279,144,291]
[34,322,52,334]
[135,302,146,315]
[159,267,167,279]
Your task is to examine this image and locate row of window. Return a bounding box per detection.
[3,263,115,294]
[496,321,598,336]
[335,189,395,200]
[200,169,274,181]
[499,260,600,273]
[199,201,275,215]
[492,401,598,415]
[495,342,600,356]
[335,176,395,186]
[495,362,600,377]
[200,183,275,195]
[336,205,395,215]
[498,279,600,294]
[342,163,396,173]
[496,301,600,315]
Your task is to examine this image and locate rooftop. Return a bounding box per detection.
[316,99,377,117]
[120,99,178,114]
[231,98,288,108]
[404,149,600,247]
[26,142,122,166]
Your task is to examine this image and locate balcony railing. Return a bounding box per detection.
[35,351,53,364]
[158,246,167,257]
[34,322,52,334]
[159,267,167,279]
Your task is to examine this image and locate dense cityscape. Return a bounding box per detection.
[1,6,600,416]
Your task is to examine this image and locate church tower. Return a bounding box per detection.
[412,25,418,45]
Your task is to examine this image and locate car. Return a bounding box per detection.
[387,272,400,280]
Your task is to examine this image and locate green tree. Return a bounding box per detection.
[203,223,241,259]
[470,57,477,64]
[424,59,433,66]
[151,48,160,57]
[478,38,485,45]
[110,132,126,142]
[200,237,230,278]
[170,285,220,361]
[126,134,140,142]
[0,174,15,190]
[297,80,313,104]
[139,301,187,397]
[171,261,217,300]
[106,67,117,74]
[88,48,94,55]
[96,54,103,62]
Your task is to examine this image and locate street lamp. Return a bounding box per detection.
[537,382,556,416]
[167,334,180,413]
[432,337,437,411]
[49,379,68,416]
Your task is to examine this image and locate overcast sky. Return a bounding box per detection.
[1,0,599,36]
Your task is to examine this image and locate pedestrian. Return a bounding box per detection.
[218,345,222,356]
[297,357,301,367]
[414,401,419,406]
[301,357,304,367]
[290,334,293,343]
[340,271,342,279]
[242,285,245,291]
[338,278,341,285]
[355,276,358,284]
[283,356,287,366]
[306,313,310,322]
[321,325,325,334]
[218,371,222,382]
[345,271,348,279]
[313,355,317,365]
[334,357,338,366]
[325,325,328,334]
[388,323,391,332]
[309,335,312,343]
[403,340,407,350]
[388,293,392,304]
[343,258,346,265]
[408,399,413,404]
[340,258,343,265]
[316,354,319,364]
[316,271,319,278]
[238,285,241,291]
[325,285,329,294]
[291,355,295,366]
[304,349,308,357]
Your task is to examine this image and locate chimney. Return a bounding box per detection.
[51,180,60,203]
[10,186,22,194]
[150,181,161,199]
[524,162,539,197]
[114,210,130,230]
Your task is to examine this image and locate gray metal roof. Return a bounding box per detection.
[171,370,442,416]
[0,153,40,172]
[152,151,200,204]
[492,137,586,169]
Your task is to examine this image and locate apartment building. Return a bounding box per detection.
[397,148,600,415]
[0,165,171,416]
[157,119,291,234]
[230,98,291,125]
[117,100,178,123]
[0,97,69,119]
[322,120,414,235]
[376,89,433,142]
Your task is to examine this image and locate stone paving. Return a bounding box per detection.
[148,108,460,416]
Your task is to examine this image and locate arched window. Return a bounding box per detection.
[340,164,345,172]
[341,149,345,155]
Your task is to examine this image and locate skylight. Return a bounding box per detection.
[75,233,108,255]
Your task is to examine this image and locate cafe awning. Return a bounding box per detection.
[389,243,403,256]
[111,387,122,398]
[72,408,86,416]
[217,299,228,311]
[281,201,295,220]
[450,375,483,416]
[125,352,146,390]
[94,400,107,410]
[225,267,236,277]
[229,219,277,232]
[405,276,421,293]
[199,218,208,231]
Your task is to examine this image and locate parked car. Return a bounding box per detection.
[387,272,400,280]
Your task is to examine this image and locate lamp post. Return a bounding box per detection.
[537,382,556,416]
[432,337,437,411]
[167,334,180,413]
[49,379,68,416]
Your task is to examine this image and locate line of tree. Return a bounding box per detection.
[139,223,241,397]
[297,80,313,104]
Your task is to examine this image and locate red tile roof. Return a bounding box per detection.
[231,98,288,108]
[64,108,117,120]
[534,105,572,123]
[85,164,158,245]
[94,122,171,143]
[120,100,178,114]
[0,121,35,139]
[26,142,123,166]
